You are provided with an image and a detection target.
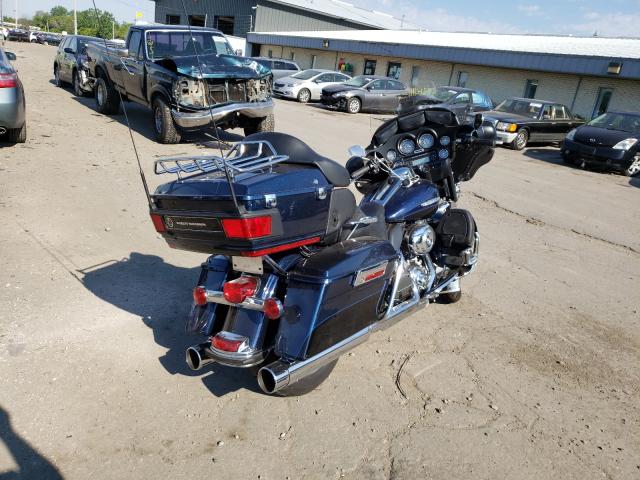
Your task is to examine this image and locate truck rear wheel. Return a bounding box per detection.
[5,123,27,143]
[243,114,275,136]
[152,97,181,144]
[95,77,120,114]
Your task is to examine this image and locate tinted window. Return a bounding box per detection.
[588,112,640,134]
[472,91,492,107]
[316,73,333,82]
[541,105,552,119]
[145,31,233,59]
[453,93,470,104]
[58,37,69,51]
[553,105,569,120]
[256,59,272,69]
[68,37,77,53]
[128,30,142,59]
[368,80,387,90]
[336,74,350,82]
[495,99,543,119]
[387,80,405,90]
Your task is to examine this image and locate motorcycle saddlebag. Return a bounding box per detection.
[273,237,398,361]
[435,209,477,267]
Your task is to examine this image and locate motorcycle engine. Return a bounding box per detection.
[403,222,436,257]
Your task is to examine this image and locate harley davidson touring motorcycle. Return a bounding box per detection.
[148,107,495,395]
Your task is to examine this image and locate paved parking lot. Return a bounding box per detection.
[1,42,639,479]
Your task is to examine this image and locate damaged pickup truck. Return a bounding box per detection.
[86,25,274,143]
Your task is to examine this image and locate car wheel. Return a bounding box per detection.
[625,156,640,177]
[510,128,528,150]
[5,123,27,143]
[297,88,311,103]
[152,97,181,144]
[94,77,120,115]
[73,70,85,97]
[54,66,62,87]
[243,113,275,136]
[347,97,361,114]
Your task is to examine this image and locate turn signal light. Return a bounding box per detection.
[193,286,207,306]
[222,216,272,239]
[0,73,17,88]
[223,276,258,303]
[263,298,283,320]
[150,213,166,233]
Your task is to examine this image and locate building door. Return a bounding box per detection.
[592,87,613,118]
[387,62,401,80]
[523,79,538,98]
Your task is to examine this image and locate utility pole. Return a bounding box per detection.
[1,0,4,45]
[14,0,17,28]
[73,0,77,35]
[112,20,115,40]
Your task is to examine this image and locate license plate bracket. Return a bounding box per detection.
[232,256,264,274]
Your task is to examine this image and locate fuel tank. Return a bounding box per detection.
[363,176,441,224]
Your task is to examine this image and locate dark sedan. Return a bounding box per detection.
[37,33,63,46]
[562,111,640,177]
[321,75,409,114]
[53,35,99,97]
[484,98,584,150]
[397,86,493,123]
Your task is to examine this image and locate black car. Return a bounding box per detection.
[7,30,31,42]
[397,86,493,123]
[321,75,409,114]
[561,111,640,177]
[37,32,62,46]
[483,98,584,150]
[53,35,99,97]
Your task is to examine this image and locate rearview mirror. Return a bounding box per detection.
[5,52,16,61]
[234,49,243,56]
[348,145,366,158]
[473,113,484,130]
[64,47,74,54]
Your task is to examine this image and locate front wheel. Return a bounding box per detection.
[73,70,85,97]
[152,97,181,144]
[95,77,120,114]
[297,88,311,103]
[510,129,528,150]
[624,156,640,177]
[346,97,361,114]
[243,113,275,136]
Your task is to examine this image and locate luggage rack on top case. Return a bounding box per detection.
[154,140,289,179]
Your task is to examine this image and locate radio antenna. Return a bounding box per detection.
[177,0,241,214]
[90,1,153,210]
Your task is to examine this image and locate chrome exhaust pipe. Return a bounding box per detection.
[186,342,216,371]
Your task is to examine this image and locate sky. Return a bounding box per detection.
[9,0,640,37]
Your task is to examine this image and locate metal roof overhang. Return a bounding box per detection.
[247,32,640,80]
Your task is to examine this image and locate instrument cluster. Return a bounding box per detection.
[380,128,454,171]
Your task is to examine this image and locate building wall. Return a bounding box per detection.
[153,0,254,36]
[254,1,371,33]
[259,43,640,119]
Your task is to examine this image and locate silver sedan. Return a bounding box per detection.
[0,49,26,143]
[273,69,351,103]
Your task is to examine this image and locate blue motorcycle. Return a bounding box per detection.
[149,107,496,395]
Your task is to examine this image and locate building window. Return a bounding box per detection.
[188,15,206,27]
[310,55,317,68]
[592,87,613,118]
[410,66,421,88]
[166,14,181,25]
[387,62,402,80]
[363,59,377,75]
[268,49,273,58]
[456,71,468,88]
[524,79,538,98]
[214,16,235,35]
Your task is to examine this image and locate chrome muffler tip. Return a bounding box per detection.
[257,361,291,394]
[186,343,215,371]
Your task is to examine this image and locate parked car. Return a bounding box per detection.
[53,35,100,97]
[483,97,584,150]
[398,86,493,123]
[7,30,29,42]
[86,25,274,143]
[252,57,300,80]
[273,69,351,103]
[320,75,409,114]
[561,111,640,177]
[0,49,27,143]
[37,32,63,46]
[1,27,8,41]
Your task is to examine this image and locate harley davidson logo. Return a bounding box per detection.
[353,261,389,287]
[163,216,221,232]
[589,138,596,143]
[165,217,174,228]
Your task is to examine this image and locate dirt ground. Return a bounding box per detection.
[1,42,639,480]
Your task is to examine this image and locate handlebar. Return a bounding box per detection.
[351,162,372,180]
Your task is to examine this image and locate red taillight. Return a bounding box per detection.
[0,73,17,88]
[223,276,258,303]
[211,333,246,352]
[241,237,321,257]
[193,286,207,306]
[263,298,283,320]
[222,216,272,239]
[150,213,166,233]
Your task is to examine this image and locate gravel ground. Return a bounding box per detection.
[1,42,639,480]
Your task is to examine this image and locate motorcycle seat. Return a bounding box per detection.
[244,132,351,187]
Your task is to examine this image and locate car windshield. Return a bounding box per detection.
[145,31,234,59]
[291,69,322,80]
[343,75,374,87]
[495,99,543,119]
[588,112,640,134]
[432,87,459,101]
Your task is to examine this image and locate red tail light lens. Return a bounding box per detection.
[222,216,272,239]
[211,333,247,352]
[223,276,258,303]
[241,237,320,257]
[0,73,17,88]
[150,213,166,233]
[263,298,283,320]
[193,286,207,306]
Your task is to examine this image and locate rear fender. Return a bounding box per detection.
[186,255,230,335]
[274,238,398,360]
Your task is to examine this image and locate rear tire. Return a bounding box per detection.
[273,359,338,397]
[5,123,27,143]
[347,97,361,114]
[243,113,275,136]
[439,290,462,304]
[152,96,181,144]
[54,65,62,87]
[297,88,311,103]
[95,77,120,114]
[72,70,85,97]
[510,128,528,150]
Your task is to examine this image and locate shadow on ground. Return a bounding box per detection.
[78,253,259,397]
[630,177,640,189]
[522,146,567,167]
[0,406,63,480]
